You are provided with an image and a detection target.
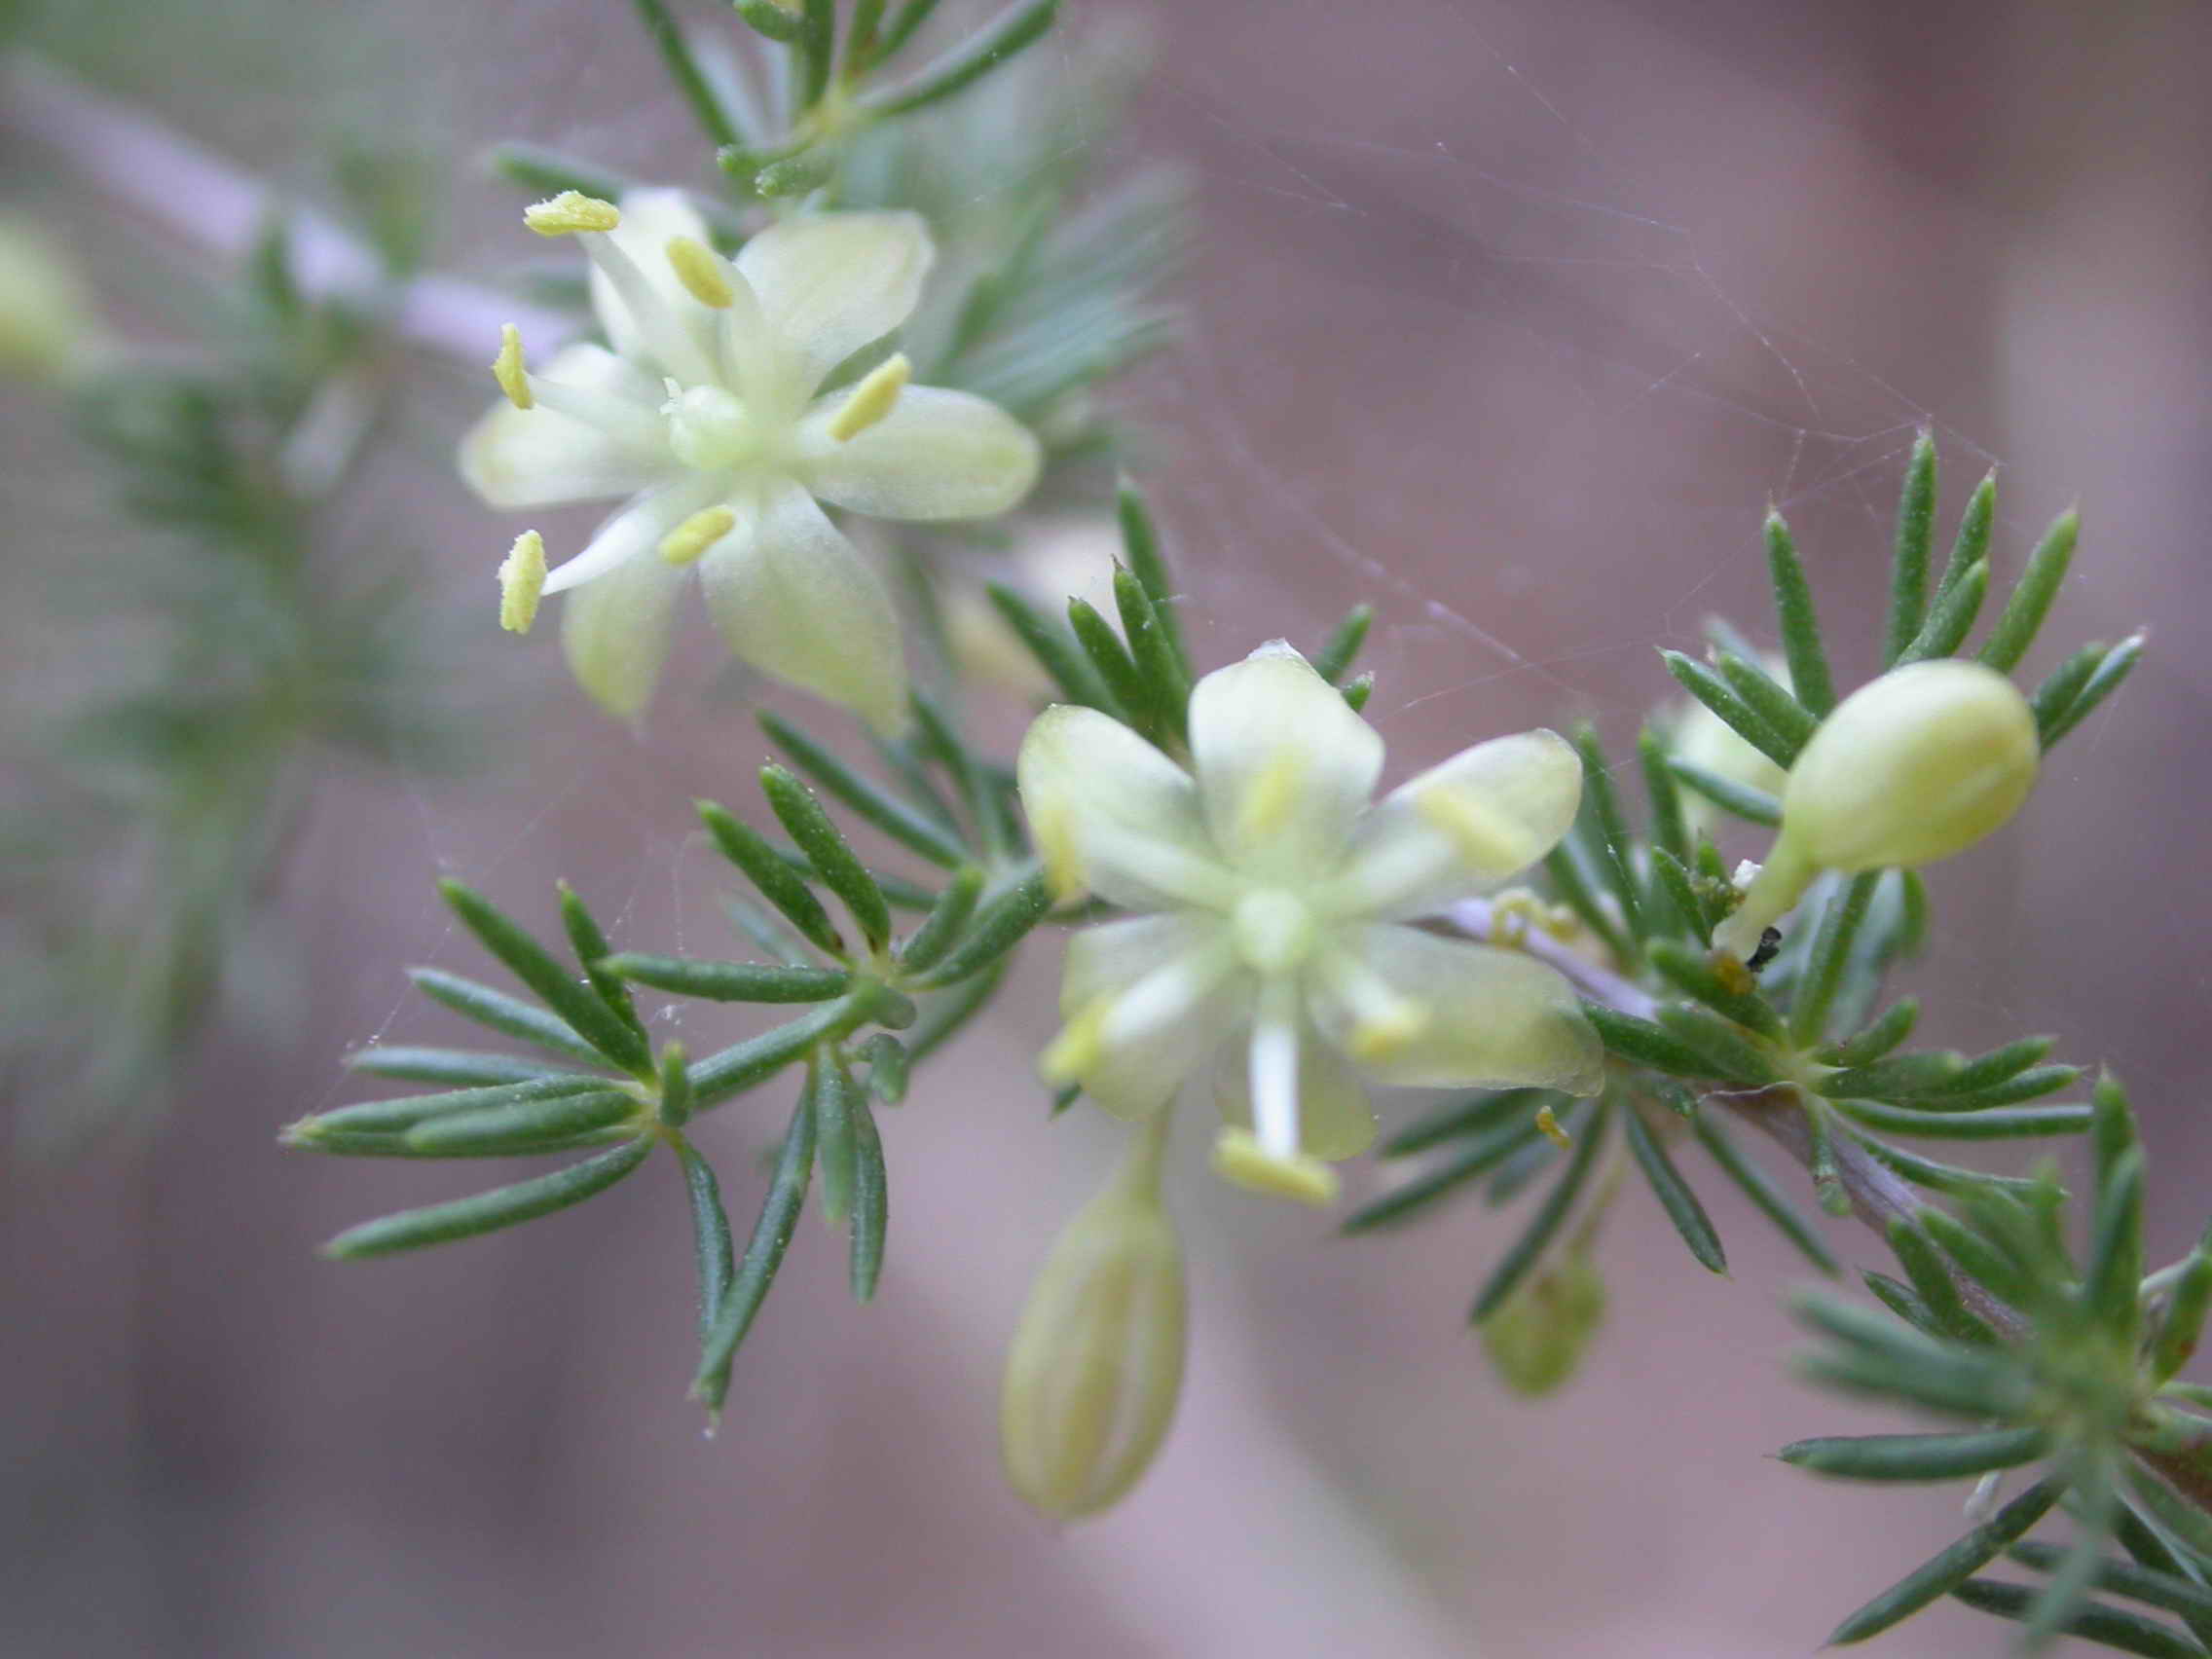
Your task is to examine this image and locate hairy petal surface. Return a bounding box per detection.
[796,387,1042,521]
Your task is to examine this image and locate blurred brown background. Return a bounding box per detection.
[5,0,2210,1654]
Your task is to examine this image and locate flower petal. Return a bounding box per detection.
[560,535,690,721]
[1310,923,1603,1094]
[591,190,719,378]
[1329,728,1581,920]
[694,478,908,734]
[458,343,671,509]
[1016,706,1226,910]
[735,211,934,392]
[1213,1026,1377,1161]
[1188,642,1383,882]
[794,386,1042,521]
[1053,916,1246,1121]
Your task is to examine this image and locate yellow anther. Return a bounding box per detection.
[825,352,912,442]
[523,191,621,237]
[1418,785,1531,872]
[1210,1127,1339,1207]
[658,505,736,566]
[1535,1103,1570,1149]
[1347,999,1429,1063]
[492,322,533,411]
[1039,999,1111,1087]
[498,531,547,635]
[1036,805,1088,903]
[665,236,734,309]
[1234,751,1304,849]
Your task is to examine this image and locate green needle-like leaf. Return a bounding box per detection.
[342,1046,571,1088]
[1761,509,1835,716]
[984,583,1114,711]
[1581,1003,1717,1077]
[294,1075,608,1140]
[896,866,984,976]
[2011,1540,2212,1633]
[1781,1426,2050,1483]
[406,968,602,1063]
[1644,848,1712,947]
[814,1051,859,1229]
[1114,564,1191,744]
[1647,940,1783,1038]
[1569,725,1642,940]
[1622,1106,1726,1274]
[1383,1088,1554,1158]
[1814,1000,1920,1068]
[1661,649,1796,768]
[1657,1006,1780,1085]
[700,799,847,957]
[404,1088,639,1155]
[1837,1101,2092,1140]
[1313,604,1374,685]
[1936,470,1997,600]
[1951,1579,2204,1659]
[2083,1148,2147,1340]
[1066,597,1147,727]
[2151,1237,2212,1386]
[438,880,652,1076]
[629,0,746,149]
[874,0,943,63]
[1814,1457,2053,1628]
[1693,1113,1839,1273]
[558,881,648,1046]
[850,1097,888,1303]
[1980,506,2081,673]
[1714,652,1816,756]
[1666,757,1783,827]
[692,1085,818,1416]
[600,955,851,1003]
[759,712,968,867]
[2043,633,2146,749]
[1115,475,1190,682]
[675,1137,734,1339]
[1883,429,1937,666]
[732,0,804,43]
[321,1138,652,1258]
[1469,1096,1611,1322]
[1345,1115,1545,1234]
[1893,557,1988,665]
[761,766,892,953]
[686,987,905,1110]
[1885,1217,1999,1344]
[908,870,1050,987]
[1541,844,1633,966]
[1637,727,1692,867]
[863,0,1059,117]
[657,1041,693,1129]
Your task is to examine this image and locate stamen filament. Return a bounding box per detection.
[574,230,715,386]
[1247,983,1302,1160]
[526,375,672,453]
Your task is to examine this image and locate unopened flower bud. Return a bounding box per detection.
[1717,661,2038,955]
[1479,1240,1607,1396]
[1001,1117,1186,1520]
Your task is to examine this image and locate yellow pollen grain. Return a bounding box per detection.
[498,530,547,635]
[1235,752,1304,849]
[825,352,912,442]
[1211,1128,1339,1207]
[1417,786,1529,872]
[492,323,533,410]
[665,237,734,309]
[1535,1103,1570,1149]
[658,505,736,566]
[523,191,621,237]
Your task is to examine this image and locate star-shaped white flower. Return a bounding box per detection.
[461,190,1043,730]
[1018,642,1605,1204]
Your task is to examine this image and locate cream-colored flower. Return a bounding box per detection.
[1018,642,1604,1205]
[461,191,1042,729]
[0,216,103,386]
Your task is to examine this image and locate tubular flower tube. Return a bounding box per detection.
[1018,642,1605,1206]
[1000,1112,1186,1520]
[461,191,1043,730]
[1715,660,2040,957]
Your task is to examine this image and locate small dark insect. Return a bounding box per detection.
[1745,926,1783,974]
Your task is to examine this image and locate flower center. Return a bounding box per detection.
[1232,889,1316,975]
[662,383,761,472]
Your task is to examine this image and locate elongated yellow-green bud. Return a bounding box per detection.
[1000,1114,1186,1520]
[1718,661,2038,955]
